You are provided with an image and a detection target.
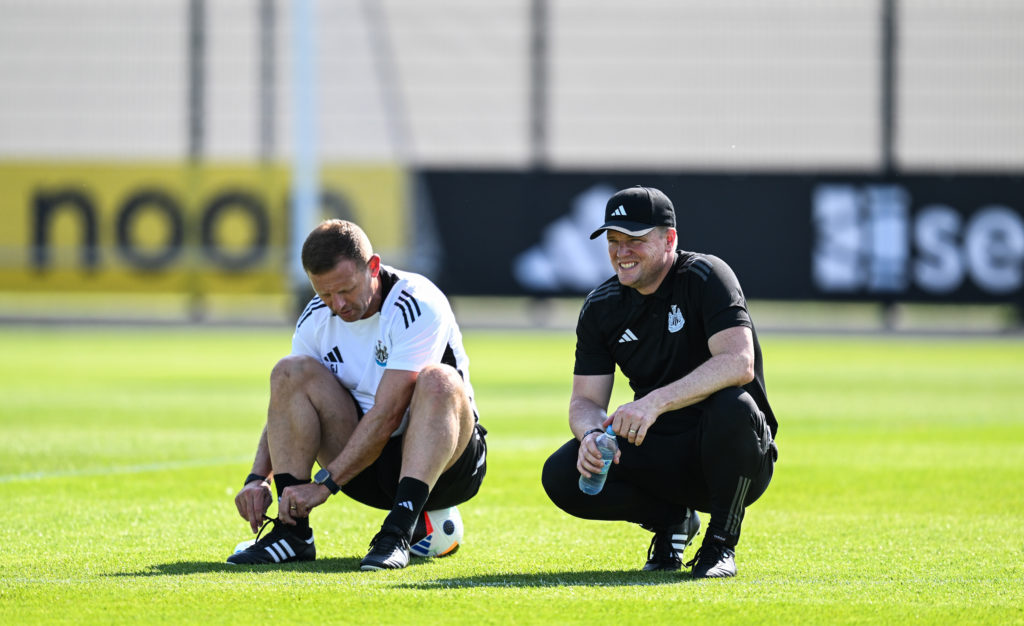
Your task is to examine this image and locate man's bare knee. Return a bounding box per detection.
[270,355,328,391]
[413,364,463,400]
[410,365,473,441]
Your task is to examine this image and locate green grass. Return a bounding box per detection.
[1,326,1023,624]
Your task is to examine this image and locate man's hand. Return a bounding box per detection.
[607,397,659,446]
[278,483,330,525]
[235,480,273,534]
[576,430,622,478]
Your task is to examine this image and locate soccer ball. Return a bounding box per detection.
[409,506,463,558]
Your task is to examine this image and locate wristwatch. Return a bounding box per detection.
[313,468,340,495]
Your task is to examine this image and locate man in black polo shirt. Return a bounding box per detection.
[541,186,778,579]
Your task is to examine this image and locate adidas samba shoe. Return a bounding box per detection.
[226,517,315,565]
[359,527,411,571]
[642,508,701,571]
[686,539,736,579]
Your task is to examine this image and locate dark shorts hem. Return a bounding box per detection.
[339,423,487,511]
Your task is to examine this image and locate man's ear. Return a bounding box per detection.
[367,254,381,277]
[666,228,678,250]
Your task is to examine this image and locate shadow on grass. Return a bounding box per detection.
[107,557,365,577]
[395,570,695,589]
[108,562,694,587]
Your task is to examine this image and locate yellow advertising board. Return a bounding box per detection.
[0,162,407,294]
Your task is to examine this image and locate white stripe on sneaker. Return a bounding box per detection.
[264,546,282,563]
[270,542,288,561]
[279,540,296,558]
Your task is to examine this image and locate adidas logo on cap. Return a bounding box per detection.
[590,186,677,240]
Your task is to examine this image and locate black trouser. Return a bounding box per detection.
[541,387,776,547]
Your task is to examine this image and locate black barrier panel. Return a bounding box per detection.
[422,171,1024,304]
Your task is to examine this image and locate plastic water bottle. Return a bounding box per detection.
[578,426,618,495]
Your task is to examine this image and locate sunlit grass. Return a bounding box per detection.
[1,328,1022,624]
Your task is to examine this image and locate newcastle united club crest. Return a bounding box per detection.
[667,304,685,333]
[374,339,389,367]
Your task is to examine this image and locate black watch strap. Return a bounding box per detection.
[244,473,267,487]
[314,468,340,495]
[582,427,604,441]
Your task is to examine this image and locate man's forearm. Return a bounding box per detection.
[323,407,401,486]
[250,425,273,478]
[569,397,609,441]
[645,351,753,415]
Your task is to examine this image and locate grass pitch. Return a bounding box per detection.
[1,325,1022,624]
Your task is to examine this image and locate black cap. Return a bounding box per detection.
[589,186,676,240]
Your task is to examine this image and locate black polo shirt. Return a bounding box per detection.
[574,250,777,437]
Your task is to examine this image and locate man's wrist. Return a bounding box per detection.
[244,473,268,487]
[581,427,604,442]
[313,468,341,495]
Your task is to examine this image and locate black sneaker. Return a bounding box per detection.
[686,539,736,579]
[359,528,411,571]
[642,508,701,571]
[226,517,315,565]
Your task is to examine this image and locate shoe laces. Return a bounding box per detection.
[252,515,281,545]
[685,541,729,569]
[647,529,680,562]
[367,529,409,552]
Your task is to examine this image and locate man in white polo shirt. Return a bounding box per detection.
[228,219,486,571]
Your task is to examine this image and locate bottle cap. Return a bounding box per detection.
[606,425,616,436]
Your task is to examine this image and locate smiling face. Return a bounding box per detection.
[605,227,677,295]
[308,255,382,322]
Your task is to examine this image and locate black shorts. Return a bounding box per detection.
[340,422,488,511]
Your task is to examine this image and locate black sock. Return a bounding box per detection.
[382,477,430,541]
[274,472,312,539]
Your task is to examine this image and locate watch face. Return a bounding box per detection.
[314,468,337,494]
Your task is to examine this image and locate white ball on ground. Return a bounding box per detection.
[409,506,463,558]
[233,539,255,554]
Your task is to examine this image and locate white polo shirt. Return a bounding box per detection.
[291,265,476,436]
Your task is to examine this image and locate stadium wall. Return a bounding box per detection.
[1,1,1022,320]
